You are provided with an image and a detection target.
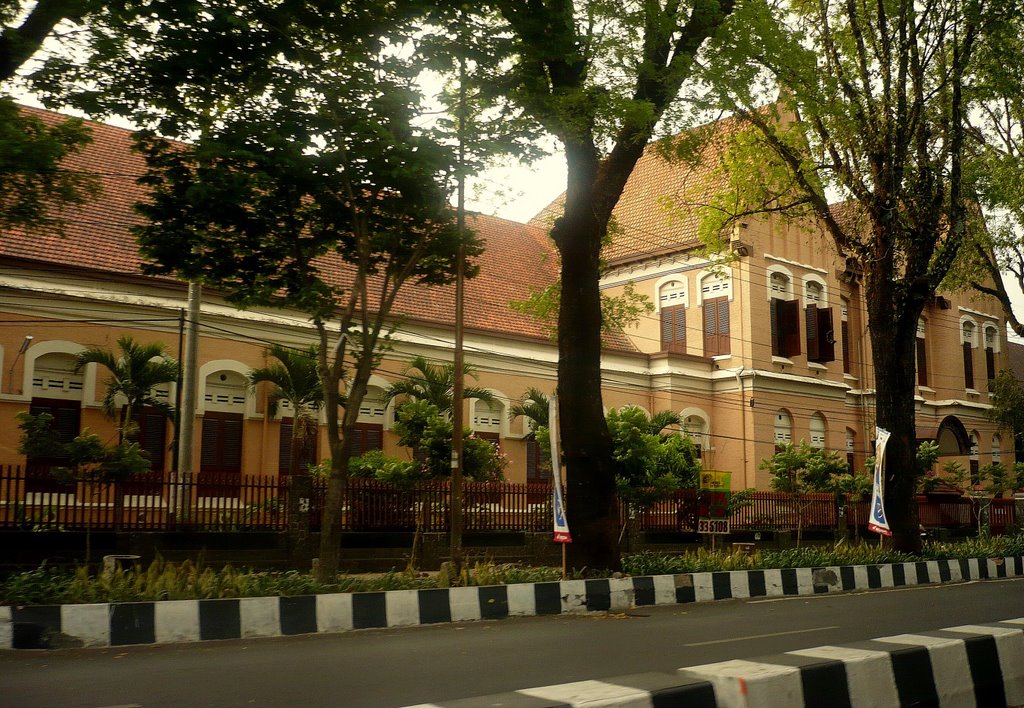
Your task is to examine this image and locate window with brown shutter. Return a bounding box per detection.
[986,346,996,383]
[703,296,730,357]
[916,337,928,386]
[526,438,550,481]
[477,431,501,451]
[26,398,81,493]
[771,299,801,357]
[660,305,686,353]
[200,411,243,474]
[806,307,835,363]
[350,422,383,458]
[129,408,168,473]
[963,342,975,389]
[841,318,851,373]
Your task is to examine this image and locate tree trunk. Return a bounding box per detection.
[553,153,621,573]
[289,412,301,479]
[316,326,373,583]
[866,265,924,553]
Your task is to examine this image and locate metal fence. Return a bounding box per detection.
[0,465,1017,534]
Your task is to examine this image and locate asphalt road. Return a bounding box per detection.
[3,577,1024,707]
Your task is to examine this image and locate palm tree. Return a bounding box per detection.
[383,355,495,418]
[249,344,323,477]
[646,410,682,440]
[75,336,180,443]
[509,387,550,437]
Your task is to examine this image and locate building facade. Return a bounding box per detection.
[0,106,1007,491]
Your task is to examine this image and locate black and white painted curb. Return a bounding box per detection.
[2,556,1021,650]
[409,619,1024,707]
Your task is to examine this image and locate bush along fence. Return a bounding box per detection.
[0,464,1019,535]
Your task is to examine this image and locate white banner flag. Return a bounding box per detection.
[548,395,571,543]
[868,427,892,537]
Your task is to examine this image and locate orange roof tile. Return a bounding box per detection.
[1,105,637,353]
[531,116,750,265]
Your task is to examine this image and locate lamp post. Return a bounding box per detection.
[6,335,33,394]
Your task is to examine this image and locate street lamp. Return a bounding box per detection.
[6,335,33,394]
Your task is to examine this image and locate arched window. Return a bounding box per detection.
[27,351,84,494]
[347,385,386,458]
[809,413,826,449]
[984,324,999,383]
[774,410,793,451]
[32,352,84,399]
[682,414,709,459]
[803,279,825,306]
[962,319,977,390]
[969,431,980,485]
[658,279,688,309]
[804,278,835,364]
[659,280,687,354]
[472,398,504,449]
[700,272,732,301]
[700,273,731,357]
[201,370,247,490]
[769,270,792,298]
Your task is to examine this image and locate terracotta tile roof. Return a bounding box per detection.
[530,114,750,265]
[1,105,638,353]
[2,105,152,276]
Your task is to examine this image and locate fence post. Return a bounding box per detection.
[287,475,315,569]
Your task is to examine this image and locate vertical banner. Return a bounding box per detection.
[868,426,892,536]
[548,395,572,543]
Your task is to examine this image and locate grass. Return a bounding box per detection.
[3,534,1023,606]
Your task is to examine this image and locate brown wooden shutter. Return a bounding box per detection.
[135,409,167,472]
[661,305,686,353]
[703,296,729,357]
[770,298,781,356]
[279,419,293,474]
[779,299,801,357]
[201,412,243,474]
[816,307,835,363]
[916,337,928,386]
[841,319,851,373]
[986,347,996,382]
[963,342,974,389]
[717,297,730,355]
[351,423,383,458]
[806,304,819,361]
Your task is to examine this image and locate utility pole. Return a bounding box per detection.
[175,282,201,523]
[450,29,468,581]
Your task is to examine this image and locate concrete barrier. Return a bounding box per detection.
[410,620,1024,707]
[2,555,1022,650]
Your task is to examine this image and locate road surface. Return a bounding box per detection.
[2,577,1023,707]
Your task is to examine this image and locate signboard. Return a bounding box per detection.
[549,395,571,544]
[868,427,892,537]
[698,470,731,535]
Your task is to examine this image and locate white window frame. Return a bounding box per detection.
[767,265,795,301]
[809,413,827,449]
[654,275,689,313]
[802,275,828,307]
[960,316,978,349]
[774,409,793,447]
[699,271,732,303]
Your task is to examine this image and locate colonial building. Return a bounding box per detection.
[0,106,1007,491]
